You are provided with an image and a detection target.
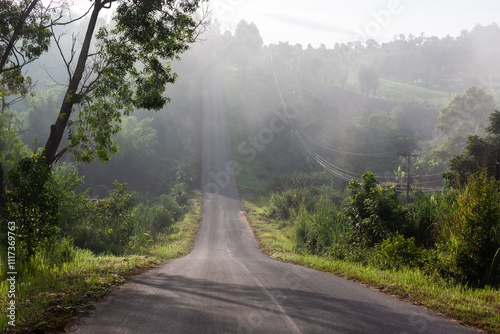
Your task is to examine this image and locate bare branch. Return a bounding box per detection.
[52,3,95,26]
[51,27,74,80]
[42,65,67,87]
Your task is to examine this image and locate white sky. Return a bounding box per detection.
[207,0,500,46]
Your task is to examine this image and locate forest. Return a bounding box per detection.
[0,0,500,332]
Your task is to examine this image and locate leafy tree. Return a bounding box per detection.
[445,110,500,187]
[0,0,56,207]
[43,0,205,168]
[345,172,407,246]
[0,110,29,176]
[341,110,406,175]
[435,86,497,159]
[0,0,54,104]
[231,20,263,77]
[1,153,59,260]
[358,64,379,97]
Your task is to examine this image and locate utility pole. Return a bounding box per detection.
[397,138,419,204]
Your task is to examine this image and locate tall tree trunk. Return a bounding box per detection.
[44,2,103,167]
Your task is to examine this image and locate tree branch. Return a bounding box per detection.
[0,0,41,74]
[51,3,95,26]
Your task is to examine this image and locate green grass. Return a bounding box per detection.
[343,71,451,107]
[243,200,500,334]
[0,193,202,333]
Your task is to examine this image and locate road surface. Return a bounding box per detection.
[71,68,479,334]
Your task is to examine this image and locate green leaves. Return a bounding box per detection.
[0,0,51,69]
[1,152,60,260]
[445,110,500,187]
[437,169,500,287]
[435,86,498,160]
[65,0,203,164]
[346,172,407,246]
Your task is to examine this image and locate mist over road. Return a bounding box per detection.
[71,68,478,334]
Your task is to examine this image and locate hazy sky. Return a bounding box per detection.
[208,0,500,46]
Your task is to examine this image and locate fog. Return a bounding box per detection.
[6,12,500,196]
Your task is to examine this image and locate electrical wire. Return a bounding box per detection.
[269,51,447,190]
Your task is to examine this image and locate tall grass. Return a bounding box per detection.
[294,201,347,258]
[244,199,500,333]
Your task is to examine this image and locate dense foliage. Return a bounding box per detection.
[0,153,59,259]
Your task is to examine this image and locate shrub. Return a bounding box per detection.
[268,188,316,220]
[45,237,77,267]
[72,182,136,254]
[294,203,347,257]
[377,233,425,270]
[133,192,185,237]
[153,194,183,232]
[436,169,500,287]
[1,154,60,260]
[345,172,407,246]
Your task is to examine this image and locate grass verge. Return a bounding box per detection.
[243,200,500,334]
[0,193,202,333]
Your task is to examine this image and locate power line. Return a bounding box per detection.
[269,51,446,190]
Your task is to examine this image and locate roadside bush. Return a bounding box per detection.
[153,194,183,232]
[294,201,347,258]
[53,164,91,238]
[133,192,185,235]
[72,182,136,254]
[436,170,500,287]
[377,233,426,270]
[268,188,316,220]
[345,172,407,246]
[45,237,77,267]
[405,190,438,248]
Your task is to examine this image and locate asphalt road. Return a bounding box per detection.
[71,68,479,334]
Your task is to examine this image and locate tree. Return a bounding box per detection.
[1,1,205,260]
[0,0,56,207]
[435,86,497,159]
[43,0,205,168]
[230,20,263,78]
[0,0,52,86]
[345,172,407,246]
[437,86,496,136]
[445,110,500,187]
[358,64,379,97]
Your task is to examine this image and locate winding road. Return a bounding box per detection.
[71,68,479,334]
